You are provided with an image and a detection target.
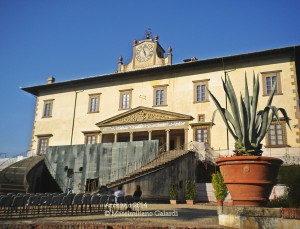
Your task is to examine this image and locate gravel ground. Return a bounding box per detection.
[0,203,226,228]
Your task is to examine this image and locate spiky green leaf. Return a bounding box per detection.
[222,77,243,140]
[208,89,238,140]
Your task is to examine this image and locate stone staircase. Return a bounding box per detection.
[107,149,191,189]
[0,155,44,193]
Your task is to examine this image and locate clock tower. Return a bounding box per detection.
[117,34,172,73]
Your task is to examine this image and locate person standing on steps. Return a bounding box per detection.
[114,185,125,203]
[133,185,142,202]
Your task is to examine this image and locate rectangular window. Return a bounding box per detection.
[193,80,209,103]
[261,71,282,95]
[267,120,287,147]
[37,137,49,155]
[198,114,205,122]
[153,85,168,106]
[196,85,206,101]
[193,125,210,145]
[88,94,100,113]
[196,128,207,143]
[266,76,277,94]
[119,89,132,110]
[156,90,164,105]
[122,94,130,109]
[43,100,53,117]
[85,134,97,144]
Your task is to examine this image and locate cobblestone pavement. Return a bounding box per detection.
[0,203,227,228]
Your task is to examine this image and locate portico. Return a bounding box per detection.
[96,106,193,151]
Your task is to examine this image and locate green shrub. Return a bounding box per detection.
[278,165,300,208]
[212,172,228,201]
[267,194,289,208]
[185,180,196,200]
[169,181,179,200]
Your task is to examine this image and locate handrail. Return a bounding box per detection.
[76,141,201,191]
[105,142,195,187]
[0,149,34,169]
[1,150,37,183]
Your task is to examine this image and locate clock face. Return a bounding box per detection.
[136,43,154,62]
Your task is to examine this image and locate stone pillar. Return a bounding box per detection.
[99,133,103,143]
[184,128,189,150]
[114,133,118,143]
[166,129,170,152]
[130,132,133,142]
[148,131,152,140]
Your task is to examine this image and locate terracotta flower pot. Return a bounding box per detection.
[170,200,177,204]
[186,200,195,205]
[216,156,283,206]
[217,200,223,206]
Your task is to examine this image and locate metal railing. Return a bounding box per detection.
[103,142,197,186]
[0,150,34,170]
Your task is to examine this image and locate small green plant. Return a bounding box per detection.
[185,180,196,200]
[212,172,228,201]
[169,181,179,200]
[208,73,290,156]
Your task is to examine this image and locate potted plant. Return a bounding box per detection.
[212,172,228,206]
[208,73,290,206]
[185,180,196,204]
[169,181,179,204]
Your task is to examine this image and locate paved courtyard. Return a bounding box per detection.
[0,203,227,228]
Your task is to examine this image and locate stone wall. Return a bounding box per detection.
[218,206,300,229]
[114,152,197,201]
[45,140,158,193]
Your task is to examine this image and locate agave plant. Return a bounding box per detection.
[208,73,291,156]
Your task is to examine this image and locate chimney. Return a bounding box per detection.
[183,57,198,63]
[47,76,55,84]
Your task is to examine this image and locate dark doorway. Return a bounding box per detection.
[85,178,99,192]
[170,140,175,150]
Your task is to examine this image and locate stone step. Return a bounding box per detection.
[107,150,191,188]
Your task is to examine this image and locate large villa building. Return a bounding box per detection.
[22,35,300,157]
[1,34,297,197]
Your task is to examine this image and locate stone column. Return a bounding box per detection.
[184,128,189,150]
[166,129,170,152]
[114,133,118,143]
[130,132,133,142]
[148,131,152,140]
[99,133,103,143]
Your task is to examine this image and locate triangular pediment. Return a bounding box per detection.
[96,106,193,127]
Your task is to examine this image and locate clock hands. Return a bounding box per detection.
[136,44,153,62]
[142,46,147,57]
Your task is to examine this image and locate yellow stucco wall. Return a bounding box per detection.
[30,54,299,155]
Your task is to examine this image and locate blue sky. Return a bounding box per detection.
[1,0,300,157]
